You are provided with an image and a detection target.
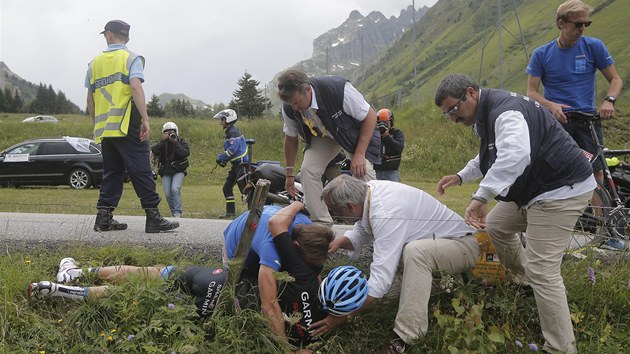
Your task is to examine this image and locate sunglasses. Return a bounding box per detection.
[443,91,467,118]
[563,19,592,28]
[278,81,306,91]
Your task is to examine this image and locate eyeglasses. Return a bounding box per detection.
[278,81,306,91]
[563,19,592,28]
[443,91,467,118]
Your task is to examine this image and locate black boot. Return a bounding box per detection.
[145,208,179,233]
[94,208,128,231]
[219,202,236,219]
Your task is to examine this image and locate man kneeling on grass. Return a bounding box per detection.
[310,174,480,353]
[29,202,333,353]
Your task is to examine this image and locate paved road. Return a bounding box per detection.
[0,212,353,254]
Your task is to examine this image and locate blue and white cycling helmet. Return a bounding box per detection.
[318,265,368,316]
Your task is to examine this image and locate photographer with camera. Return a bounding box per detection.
[215,109,248,218]
[375,108,405,182]
[151,122,190,218]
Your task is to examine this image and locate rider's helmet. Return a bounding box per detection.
[318,265,368,316]
[214,109,238,124]
[162,121,179,136]
[377,108,394,127]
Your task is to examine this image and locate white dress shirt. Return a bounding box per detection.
[344,180,475,298]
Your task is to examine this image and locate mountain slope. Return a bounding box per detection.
[358,0,630,111]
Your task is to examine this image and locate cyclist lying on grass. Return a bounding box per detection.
[29,202,333,352]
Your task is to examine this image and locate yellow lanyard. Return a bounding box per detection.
[300,110,326,137]
[366,186,373,234]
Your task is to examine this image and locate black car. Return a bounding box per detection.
[0,137,103,189]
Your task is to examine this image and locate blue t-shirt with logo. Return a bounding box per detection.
[526,36,614,112]
[223,205,312,271]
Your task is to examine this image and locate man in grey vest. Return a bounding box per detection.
[278,69,380,227]
[435,73,594,354]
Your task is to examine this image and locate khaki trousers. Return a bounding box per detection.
[393,235,479,343]
[302,136,375,226]
[485,192,591,354]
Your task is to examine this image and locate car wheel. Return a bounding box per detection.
[68,168,92,189]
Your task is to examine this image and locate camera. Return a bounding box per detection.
[168,132,178,142]
[377,122,388,135]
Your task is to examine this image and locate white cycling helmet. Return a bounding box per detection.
[162,122,179,136]
[214,109,238,124]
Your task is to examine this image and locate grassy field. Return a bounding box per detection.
[1,111,629,353]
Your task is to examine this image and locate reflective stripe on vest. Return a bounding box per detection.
[90,49,144,143]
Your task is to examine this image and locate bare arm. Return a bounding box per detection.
[258,265,285,340]
[328,235,353,254]
[268,201,305,237]
[527,75,570,124]
[352,107,377,178]
[598,64,623,119]
[130,78,150,142]
[283,135,299,196]
[86,90,95,124]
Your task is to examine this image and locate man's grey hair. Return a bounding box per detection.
[434,73,479,107]
[321,174,367,208]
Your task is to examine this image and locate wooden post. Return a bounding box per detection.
[216,178,270,317]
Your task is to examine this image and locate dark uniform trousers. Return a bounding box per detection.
[97,125,161,209]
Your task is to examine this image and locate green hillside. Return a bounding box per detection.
[358,0,630,113]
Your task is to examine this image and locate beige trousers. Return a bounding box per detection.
[302,136,375,226]
[485,192,591,354]
[393,235,479,343]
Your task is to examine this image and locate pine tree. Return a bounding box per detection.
[147,94,164,117]
[229,71,271,119]
[4,87,15,113]
[11,89,23,113]
[0,88,6,112]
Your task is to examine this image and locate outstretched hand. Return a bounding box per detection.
[464,200,487,229]
[310,314,348,337]
[436,175,461,196]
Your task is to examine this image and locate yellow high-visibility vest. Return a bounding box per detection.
[89,49,144,143]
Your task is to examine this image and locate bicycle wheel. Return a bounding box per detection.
[568,183,612,252]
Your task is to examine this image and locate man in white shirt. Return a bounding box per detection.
[310,174,479,353]
[278,69,380,227]
[435,73,594,354]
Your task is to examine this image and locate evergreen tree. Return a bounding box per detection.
[4,87,15,113]
[229,71,271,119]
[147,94,164,117]
[0,88,6,112]
[11,89,23,113]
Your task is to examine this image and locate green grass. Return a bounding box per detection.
[1,110,630,353]
[1,245,628,353]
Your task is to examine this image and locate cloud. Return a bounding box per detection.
[0,0,437,107]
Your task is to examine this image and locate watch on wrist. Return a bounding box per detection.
[604,96,616,105]
[471,194,488,204]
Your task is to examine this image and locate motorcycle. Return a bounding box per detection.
[236,139,350,210]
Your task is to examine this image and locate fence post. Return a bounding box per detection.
[216,178,270,317]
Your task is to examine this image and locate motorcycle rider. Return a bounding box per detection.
[374,108,405,182]
[215,109,248,218]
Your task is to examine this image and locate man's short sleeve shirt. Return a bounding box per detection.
[223,205,312,271]
[526,36,614,111]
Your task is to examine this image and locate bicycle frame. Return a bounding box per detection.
[568,111,629,241]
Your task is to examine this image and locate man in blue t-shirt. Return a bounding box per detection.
[526,0,622,183]
[223,205,312,272]
[526,0,624,252]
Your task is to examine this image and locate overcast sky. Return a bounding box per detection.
[1,0,438,108]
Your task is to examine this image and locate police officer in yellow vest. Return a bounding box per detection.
[86,20,178,233]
